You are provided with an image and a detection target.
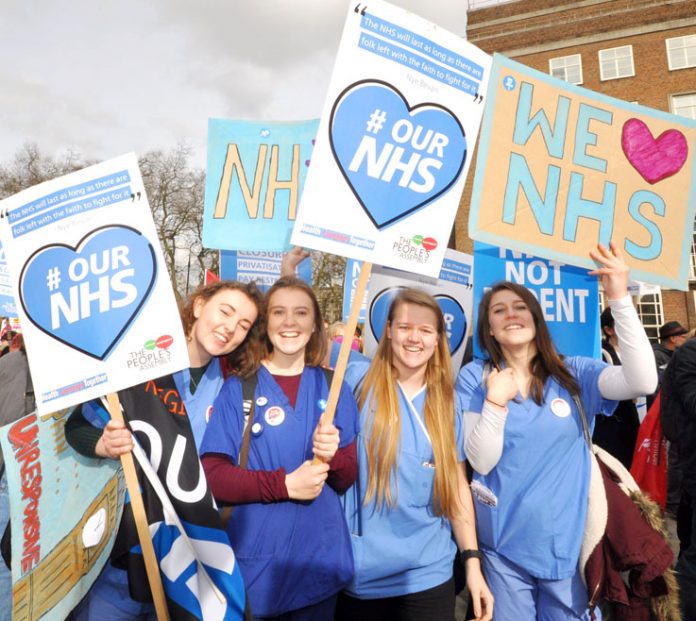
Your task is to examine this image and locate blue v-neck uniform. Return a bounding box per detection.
[456,356,617,580]
[201,365,359,617]
[342,359,465,599]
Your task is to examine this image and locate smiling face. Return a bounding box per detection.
[266,287,315,361]
[387,302,440,379]
[487,288,537,351]
[189,288,258,365]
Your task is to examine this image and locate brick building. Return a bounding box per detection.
[458,0,696,340]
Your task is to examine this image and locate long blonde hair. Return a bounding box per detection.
[359,289,460,519]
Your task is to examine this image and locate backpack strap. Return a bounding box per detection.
[238,373,259,468]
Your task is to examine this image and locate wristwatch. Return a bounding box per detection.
[459,549,485,564]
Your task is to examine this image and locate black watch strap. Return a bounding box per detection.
[459,549,484,563]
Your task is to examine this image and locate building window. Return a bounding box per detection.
[636,291,664,344]
[549,54,582,84]
[599,46,634,80]
[667,35,696,70]
[671,93,696,120]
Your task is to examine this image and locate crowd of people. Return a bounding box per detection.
[6,239,696,620]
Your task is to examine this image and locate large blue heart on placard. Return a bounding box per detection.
[369,287,466,354]
[20,225,157,360]
[330,80,467,229]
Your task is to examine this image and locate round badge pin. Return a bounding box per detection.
[256,396,268,407]
[205,405,213,423]
[551,398,571,418]
[251,422,263,435]
[264,406,285,426]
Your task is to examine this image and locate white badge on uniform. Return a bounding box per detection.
[264,406,285,426]
[205,405,213,423]
[551,398,571,418]
[256,396,268,407]
[251,422,263,435]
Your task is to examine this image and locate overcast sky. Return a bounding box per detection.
[1,1,478,169]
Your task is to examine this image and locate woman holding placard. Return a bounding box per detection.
[65,279,262,621]
[200,276,359,621]
[456,242,656,620]
[334,288,493,621]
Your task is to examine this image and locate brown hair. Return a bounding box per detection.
[359,288,460,519]
[477,281,579,403]
[180,280,263,377]
[259,277,326,367]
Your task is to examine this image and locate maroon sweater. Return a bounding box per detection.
[202,372,358,503]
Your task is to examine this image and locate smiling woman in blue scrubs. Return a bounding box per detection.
[457,243,657,620]
[335,288,493,621]
[201,277,359,621]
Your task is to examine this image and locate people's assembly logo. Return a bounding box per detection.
[392,234,438,264]
[127,334,174,370]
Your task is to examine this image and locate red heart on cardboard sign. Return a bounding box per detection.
[621,118,688,184]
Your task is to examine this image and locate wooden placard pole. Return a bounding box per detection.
[106,392,170,621]
[314,261,372,460]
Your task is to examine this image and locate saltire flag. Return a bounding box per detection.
[84,376,245,620]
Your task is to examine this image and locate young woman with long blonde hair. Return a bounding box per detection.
[335,288,493,621]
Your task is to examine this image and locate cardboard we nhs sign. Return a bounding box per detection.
[0,154,188,414]
[364,249,474,371]
[204,119,318,251]
[473,242,600,359]
[292,0,491,277]
[469,54,696,291]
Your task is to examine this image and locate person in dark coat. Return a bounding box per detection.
[592,308,641,469]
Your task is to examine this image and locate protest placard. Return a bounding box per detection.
[473,242,600,359]
[469,54,696,290]
[220,249,312,292]
[204,119,318,251]
[0,409,125,621]
[291,0,491,277]
[363,249,473,370]
[0,153,189,415]
[342,259,369,324]
[0,243,17,316]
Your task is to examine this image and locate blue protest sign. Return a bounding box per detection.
[363,250,474,371]
[473,241,600,359]
[204,119,318,251]
[220,250,311,292]
[342,259,368,323]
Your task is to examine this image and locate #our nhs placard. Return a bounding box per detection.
[292,0,491,277]
[364,249,473,371]
[0,153,189,414]
[204,119,318,251]
[220,249,312,292]
[473,242,600,360]
[469,54,696,290]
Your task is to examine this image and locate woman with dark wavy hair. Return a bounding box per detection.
[456,243,657,620]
